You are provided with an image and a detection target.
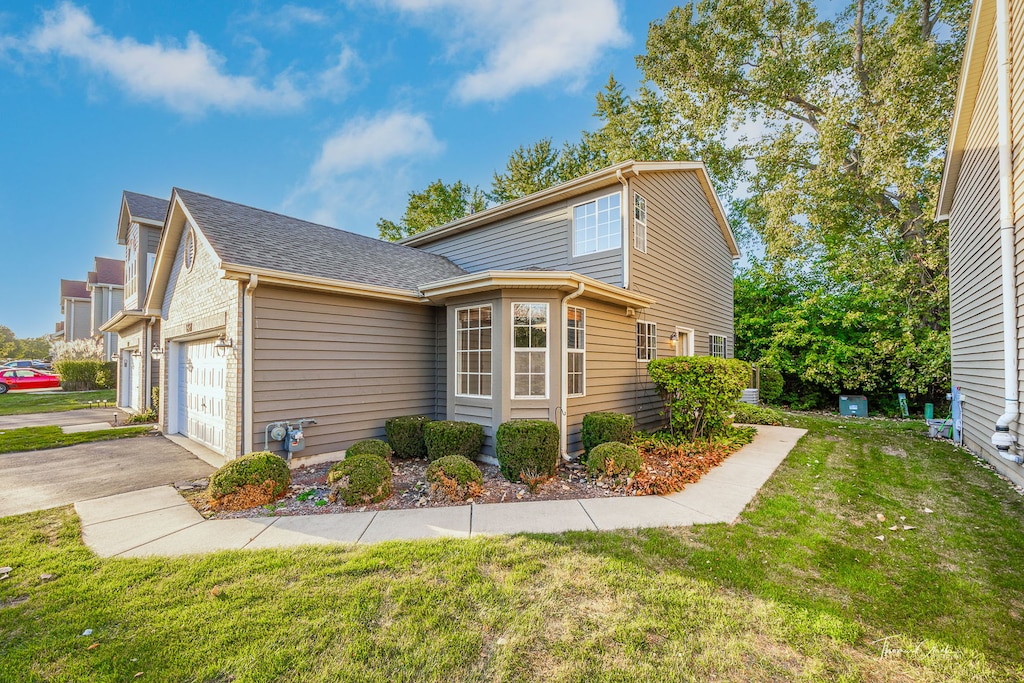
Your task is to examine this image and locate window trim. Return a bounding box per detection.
[511,302,549,400]
[571,192,622,258]
[636,321,657,362]
[709,333,728,358]
[633,192,648,253]
[454,304,493,399]
[567,305,586,398]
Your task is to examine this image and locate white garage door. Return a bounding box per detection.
[130,353,143,412]
[119,351,133,409]
[178,339,226,454]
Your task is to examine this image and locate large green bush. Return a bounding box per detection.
[328,453,393,505]
[731,402,783,426]
[424,421,485,462]
[426,454,483,501]
[53,360,116,391]
[580,412,634,457]
[758,366,784,404]
[647,356,751,440]
[586,441,642,477]
[385,415,431,458]
[346,438,393,460]
[494,420,559,482]
[209,451,291,500]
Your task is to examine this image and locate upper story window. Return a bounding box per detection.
[567,306,585,397]
[709,334,728,358]
[124,227,139,303]
[637,321,657,362]
[573,192,621,256]
[456,305,492,397]
[634,193,647,253]
[513,303,548,398]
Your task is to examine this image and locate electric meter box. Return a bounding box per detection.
[839,395,868,417]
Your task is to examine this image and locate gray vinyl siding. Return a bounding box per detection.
[420,186,625,286]
[949,19,1005,468]
[69,300,91,340]
[140,225,162,302]
[251,286,441,456]
[628,172,735,357]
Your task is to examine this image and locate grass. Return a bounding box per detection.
[0,425,154,454]
[0,390,117,416]
[0,414,1022,682]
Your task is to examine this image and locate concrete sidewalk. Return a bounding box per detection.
[76,425,806,558]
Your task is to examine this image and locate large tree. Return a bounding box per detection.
[378,179,488,241]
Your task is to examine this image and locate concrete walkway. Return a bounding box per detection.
[76,425,806,557]
[0,407,128,430]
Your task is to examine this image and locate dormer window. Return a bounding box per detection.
[573,193,621,256]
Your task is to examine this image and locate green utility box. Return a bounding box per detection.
[839,395,868,417]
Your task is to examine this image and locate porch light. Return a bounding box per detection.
[213,334,234,357]
[110,352,118,361]
[668,332,678,342]
[151,342,164,359]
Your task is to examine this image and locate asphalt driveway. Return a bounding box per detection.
[0,433,214,517]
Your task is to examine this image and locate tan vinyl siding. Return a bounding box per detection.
[629,172,735,357]
[949,18,1005,465]
[251,286,441,456]
[1014,0,1024,418]
[69,300,91,340]
[420,186,624,286]
[435,307,447,417]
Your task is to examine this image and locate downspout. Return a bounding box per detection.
[242,274,258,453]
[617,169,630,288]
[560,282,585,459]
[145,316,156,410]
[992,0,1024,463]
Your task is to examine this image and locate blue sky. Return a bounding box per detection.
[0,0,680,338]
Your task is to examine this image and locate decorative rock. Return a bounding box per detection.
[0,567,12,574]
[40,573,56,581]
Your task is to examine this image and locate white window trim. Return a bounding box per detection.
[567,305,586,398]
[637,321,657,362]
[455,304,493,399]
[674,326,695,357]
[709,333,728,358]
[512,302,549,400]
[571,192,623,258]
[633,192,648,253]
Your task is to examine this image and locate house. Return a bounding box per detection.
[58,279,91,342]
[85,256,125,359]
[100,192,169,413]
[937,0,1024,488]
[127,161,738,465]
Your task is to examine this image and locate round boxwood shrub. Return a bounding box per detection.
[385,415,431,458]
[327,453,393,505]
[346,438,393,460]
[426,454,484,501]
[209,451,291,500]
[586,441,642,478]
[494,419,559,482]
[424,420,485,462]
[581,412,634,457]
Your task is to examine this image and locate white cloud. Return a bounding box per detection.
[380,0,628,102]
[14,2,304,115]
[244,4,329,33]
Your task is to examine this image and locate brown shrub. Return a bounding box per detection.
[207,480,280,511]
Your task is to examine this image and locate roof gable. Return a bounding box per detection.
[60,279,90,300]
[117,191,169,243]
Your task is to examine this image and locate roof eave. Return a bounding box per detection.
[219,263,428,304]
[419,270,657,309]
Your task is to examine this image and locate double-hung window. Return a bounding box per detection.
[513,303,548,398]
[634,193,647,253]
[637,321,657,362]
[456,305,492,397]
[709,334,728,358]
[573,193,621,256]
[567,306,585,397]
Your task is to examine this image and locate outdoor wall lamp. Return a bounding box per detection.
[151,342,164,359]
[213,334,234,357]
[668,332,679,341]
[110,352,119,362]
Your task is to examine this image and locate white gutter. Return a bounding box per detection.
[992,0,1023,464]
[559,282,585,458]
[617,169,630,289]
[242,274,258,453]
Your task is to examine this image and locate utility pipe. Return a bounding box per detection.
[992,0,1023,463]
[559,282,585,458]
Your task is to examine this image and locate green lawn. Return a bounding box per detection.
[0,390,117,416]
[0,425,154,454]
[1,415,1022,682]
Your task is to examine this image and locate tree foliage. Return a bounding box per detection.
[378,179,487,241]
[0,325,52,360]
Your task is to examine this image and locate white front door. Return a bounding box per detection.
[130,353,143,411]
[119,351,133,408]
[179,339,226,454]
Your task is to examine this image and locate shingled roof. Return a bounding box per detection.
[175,189,466,292]
[91,257,124,286]
[60,279,90,300]
[123,191,169,223]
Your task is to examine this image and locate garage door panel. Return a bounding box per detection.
[180,339,226,454]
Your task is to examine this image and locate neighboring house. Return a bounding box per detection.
[937,0,1024,488]
[86,256,125,359]
[100,191,169,413]
[59,279,91,342]
[133,160,738,465]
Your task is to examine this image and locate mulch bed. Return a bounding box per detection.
[181,431,755,520]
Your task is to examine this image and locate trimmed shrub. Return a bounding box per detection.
[328,453,393,505]
[346,438,393,460]
[53,359,117,391]
[426,454,484,501]
[586,441,642,477]
[424,420,485,462]
[758,367,784,405]
[731,402,783,426]
[647,356,751,440]
[580,412,634,457]
[494,419,559,482]
[385,415,431,458]
[209,451,291,500]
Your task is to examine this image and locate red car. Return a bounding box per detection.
[0,368,62,393]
